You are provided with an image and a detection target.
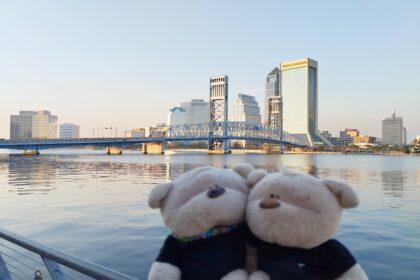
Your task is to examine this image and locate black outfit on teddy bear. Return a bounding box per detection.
[155,225,245,280]
[245,226,357,280]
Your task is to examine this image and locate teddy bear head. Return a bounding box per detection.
[148,164,254,238]
[246,168,359,249]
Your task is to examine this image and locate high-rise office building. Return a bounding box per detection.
[231,94,262,124]
[10,111,35,139]
[167,107,187,126]
[180,99,210,124]
[59,123,80,139]
[10,110,58,140]
[167,99,209,126]
[382,111,406,146]
[231,94,261,148]
[280,57,329,146]
[264,68,280,126]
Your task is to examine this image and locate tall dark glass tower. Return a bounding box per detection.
[264,68,280,126]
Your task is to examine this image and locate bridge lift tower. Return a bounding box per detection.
[209,76,229,153]
[268,95,284,153]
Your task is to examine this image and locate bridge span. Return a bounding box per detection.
[0,122,305,153]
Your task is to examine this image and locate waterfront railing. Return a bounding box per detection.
[0,228,138,280]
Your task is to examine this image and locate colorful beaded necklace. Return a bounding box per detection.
[173,224,238,243]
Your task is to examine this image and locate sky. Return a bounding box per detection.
[0,0,419,140]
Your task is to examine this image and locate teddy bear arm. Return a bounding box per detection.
[335,263,368,280]
[220,269,248,280]
[149,235,183,280]
[148,261,181,280]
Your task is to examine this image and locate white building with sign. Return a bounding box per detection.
[280,58,329,146]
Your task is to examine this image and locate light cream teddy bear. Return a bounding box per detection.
[245,168,369,280]
[148,164,254,280]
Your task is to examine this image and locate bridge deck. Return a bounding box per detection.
[0,122,306,150]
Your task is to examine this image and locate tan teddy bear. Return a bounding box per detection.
[148,164,254,280]
[245,168,369,280]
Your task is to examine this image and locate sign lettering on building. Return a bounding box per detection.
[280,58,309,70]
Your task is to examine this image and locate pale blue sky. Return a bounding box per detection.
[0,0,419,140]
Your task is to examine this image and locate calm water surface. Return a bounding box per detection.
[0,150,419,279]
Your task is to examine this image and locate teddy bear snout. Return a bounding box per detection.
[259,197,281,209]
[207,187,226,198]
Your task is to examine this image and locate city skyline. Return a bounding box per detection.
[0,1,419,140]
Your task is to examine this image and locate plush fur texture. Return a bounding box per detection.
[148,261,181,280]
[246,168,368,279]
[148,164,253,280]
[247,170,359,248]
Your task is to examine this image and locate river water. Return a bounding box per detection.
[0,150,419,279]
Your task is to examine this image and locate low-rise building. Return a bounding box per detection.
[125,128,145,138]
[321,131,332,139]
[340,128,359,138]
[353,135,376,147]
[328,137,353,146]
[146,124,167,138]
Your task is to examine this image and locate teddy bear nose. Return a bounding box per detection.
[259,197,281,209]
[207,187,226,198]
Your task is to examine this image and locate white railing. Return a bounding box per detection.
[0,228,138,280]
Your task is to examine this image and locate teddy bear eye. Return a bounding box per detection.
[270,194,274,198]
[215,184,219,188]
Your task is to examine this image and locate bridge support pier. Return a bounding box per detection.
[161,142,165,154]
[207,149,231,154]
[262,144,280,154]
[143,143,164,154]
[23,149,40,155]
[105,147,122,155]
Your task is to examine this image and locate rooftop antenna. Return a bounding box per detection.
[392,109,396,118]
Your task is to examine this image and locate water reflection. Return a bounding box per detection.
[4,154,204,196]
[279,154,317,175]
[416,169,420,185]
[7,155,58,195]
[382,170,406,198]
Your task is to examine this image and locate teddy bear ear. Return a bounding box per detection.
[148,182,173,209]
[322,179,359,209]
[247,169,268,189]
[232,163,254,179]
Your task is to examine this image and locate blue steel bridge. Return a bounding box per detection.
[0,122,305,152]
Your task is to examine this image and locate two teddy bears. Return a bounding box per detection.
[148,164,368,280]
